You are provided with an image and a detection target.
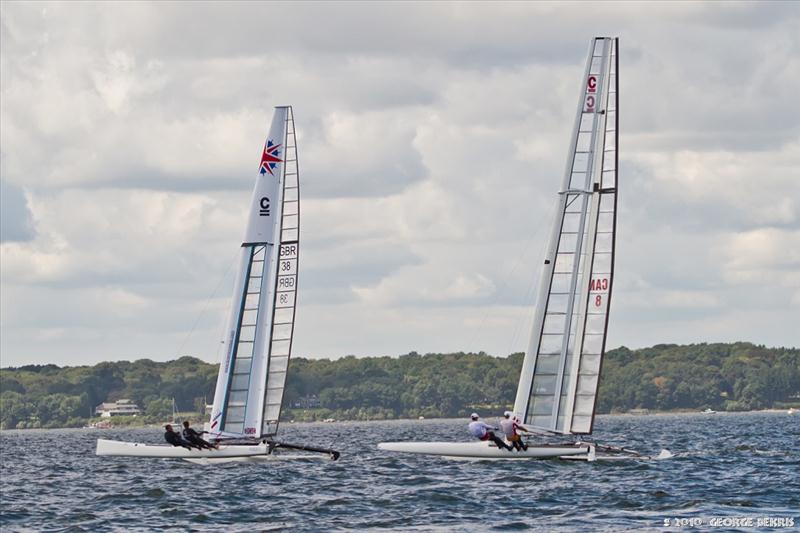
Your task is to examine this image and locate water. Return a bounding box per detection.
[1,412,798,531]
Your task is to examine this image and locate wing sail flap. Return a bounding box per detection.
[210,107,299,439]
[261,107,300,437]
[513,38,618,435]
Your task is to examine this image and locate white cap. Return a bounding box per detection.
[504,411,512,417]
[470,413,479,419]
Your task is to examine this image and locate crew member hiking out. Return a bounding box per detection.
[468,413,512,451]
[182,420,218,450]
[500,411,529,451]
[164,424,194,450]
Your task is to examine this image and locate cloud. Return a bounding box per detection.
[719,227,800,288]
[626,139,800,235]
[2,2,799,367]
[302,110,428,198]
[353,267,496,307]
[0,181,35,242]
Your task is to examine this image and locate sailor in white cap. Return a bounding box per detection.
[467,413,512,451]
[500,411,529,451]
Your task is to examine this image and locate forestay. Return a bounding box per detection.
[210,106,300,439]
[513,37,618,435]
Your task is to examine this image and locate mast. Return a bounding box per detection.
[209,106,299,439]
[513,37,618,435]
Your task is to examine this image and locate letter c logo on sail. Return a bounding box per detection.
[587,75,597,93]
[259,197,270,216]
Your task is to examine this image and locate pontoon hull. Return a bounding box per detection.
[377,441,590,459]
[95,438,268,459]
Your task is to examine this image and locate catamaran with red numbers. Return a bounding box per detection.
[380,37,669,461]
[96,107,339,463]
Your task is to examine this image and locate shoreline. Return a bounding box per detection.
[2,408,796,433]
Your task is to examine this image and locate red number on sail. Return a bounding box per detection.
[589,278,609,291]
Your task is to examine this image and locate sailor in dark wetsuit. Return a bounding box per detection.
[182,420,218,450]
[164,424,194,450]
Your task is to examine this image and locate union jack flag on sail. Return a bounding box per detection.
[260,140,283,175]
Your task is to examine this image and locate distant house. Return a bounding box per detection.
[95,399,141,417]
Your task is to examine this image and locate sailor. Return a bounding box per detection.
[182,420,218,450]
[500,411,529,451]
[468,413,512,451]
[164,424,194,450]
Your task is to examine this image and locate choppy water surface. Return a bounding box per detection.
[1,412,798,531]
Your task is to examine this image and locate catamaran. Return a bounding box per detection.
[380,37,665,461]
[97,106,339,463]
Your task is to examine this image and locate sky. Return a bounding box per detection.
[1,1,798,368]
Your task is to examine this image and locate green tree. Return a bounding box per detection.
[146,397,173,419]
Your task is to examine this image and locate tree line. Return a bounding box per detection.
[1,342,798,429]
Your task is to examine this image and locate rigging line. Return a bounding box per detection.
[505,259,540,356]
[565,194,580,209]
[327,433,341,451]
[174,253,239,359]
[464,198,557,353]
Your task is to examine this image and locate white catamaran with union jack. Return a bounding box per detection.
[96,107,339,463]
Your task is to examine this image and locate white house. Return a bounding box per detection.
[95,399,141,417]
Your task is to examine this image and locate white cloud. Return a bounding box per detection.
[2,2,799,367]
[629,141,799,231]
[303,109,428,198]
[720,228,800,286]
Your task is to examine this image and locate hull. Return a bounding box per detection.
[377,441,590,459]
[183,453,333,465]
[95,438,268,459]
